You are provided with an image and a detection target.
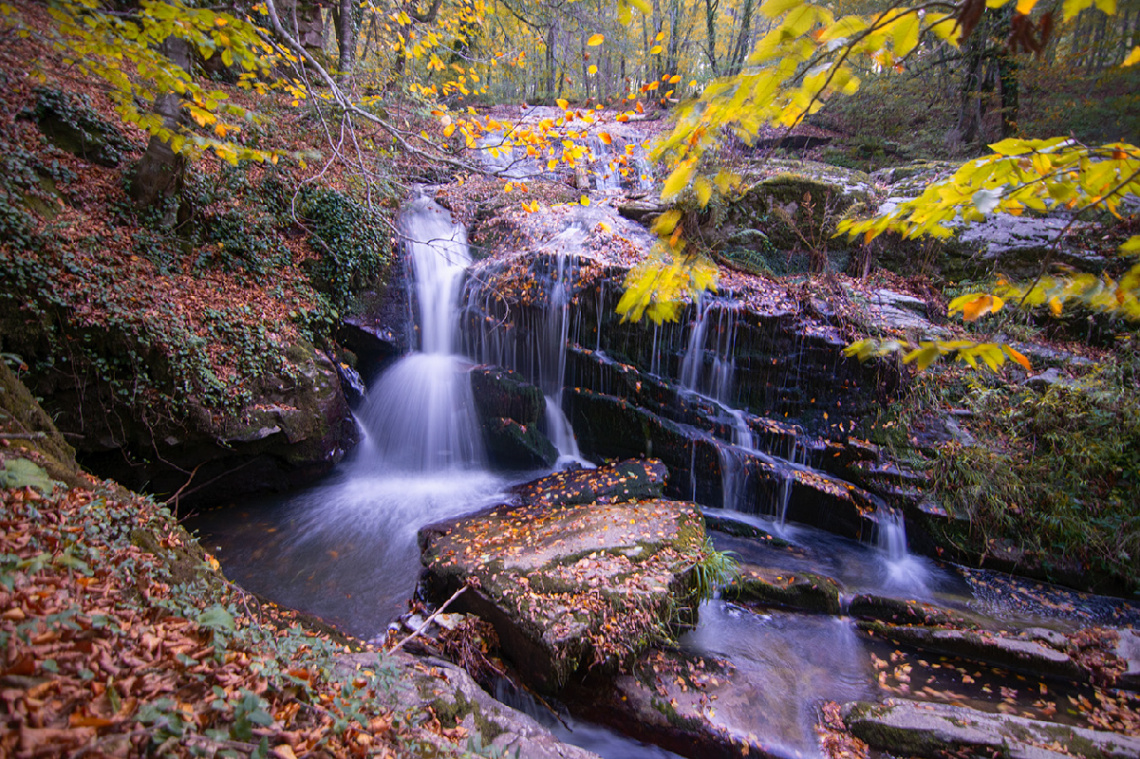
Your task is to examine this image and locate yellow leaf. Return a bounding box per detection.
[652,209,682,236]
[1049,296,1063,316]
[598,132,612,145]
[650,45,663,54]
[588,34,605,46]
[661,160,696,200]
[580,195,591,206]
[628,0,652,15]
[656,32,665,41]
[1015,0,1038,13]
[1124,46,1140,67]
[694,175,712,207]
[589,65,598,75]
[557,98,570,110]
[504,182,514,192]
[669,74,681,84]
[892,13,920,57]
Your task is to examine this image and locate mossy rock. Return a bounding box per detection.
[723,566,842,614]
[419,487,705,692]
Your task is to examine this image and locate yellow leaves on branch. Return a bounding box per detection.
[844,338,1031,373]
[840,138,1140,244]
[36,0,289,166]
[617,252,719,324]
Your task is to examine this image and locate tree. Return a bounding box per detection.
[617,0,1140,371]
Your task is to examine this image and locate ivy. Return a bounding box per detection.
[298,186,394,315]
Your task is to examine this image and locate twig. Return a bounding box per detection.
[260,0,479,174]
[0,432,47,440]
[387,585,468,654]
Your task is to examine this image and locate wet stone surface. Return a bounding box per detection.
[419,461,705,692]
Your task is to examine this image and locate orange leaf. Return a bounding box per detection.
[1004,345,1031,371]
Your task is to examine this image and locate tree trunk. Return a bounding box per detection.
[728,0,754,76]
[129,37,191,214]
[335,0,355,80]
[704,0,719,75]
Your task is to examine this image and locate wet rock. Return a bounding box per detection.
[568,388,881,540]
[338,651,601,759]
[1113,629,1140,690]
[859,623,1088,683]
[843,698,1140,759]
[510,459,668,506]
[704,513,789,545]
[470,366,546,427]
[723,565,842,615]
[849,594,974,628]
[470,366,556,468]
[615,196,666,222]
[570,648,764,759]
[39,337,358,505]
[418,491,705,692]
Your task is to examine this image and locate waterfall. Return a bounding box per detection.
[360,194,485,471]
[679,300,738,403]
[875,507,931,594]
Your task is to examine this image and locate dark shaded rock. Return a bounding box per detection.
[848,594,974,628]
[858,622,1088,683]
[510,459,668,507]
[723,565,842,614]
[470,366,545,426]
[843,698,1140,759]
[338,266,413,386]
[482,415,557,469]
[419,495,704,692]
[38,338,358,505]
[22,88,131,168]
[469,366,555,468]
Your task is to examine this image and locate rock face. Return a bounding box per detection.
[844,698,1140,759]
[469,366,556,468]
[338,651,602,759]
[419,460,706,692]
[37,337,358,505]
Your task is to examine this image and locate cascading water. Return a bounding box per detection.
[679,299,738,403]
[360,194,486,471]
[875,507,932,594]
[191,193,505,638]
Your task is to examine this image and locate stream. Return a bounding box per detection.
[190,139,1139,759]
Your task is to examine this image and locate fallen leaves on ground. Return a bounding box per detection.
[0,479,429,758]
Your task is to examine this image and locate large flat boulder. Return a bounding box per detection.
[844,698,1140,759]
[419,467,706,692]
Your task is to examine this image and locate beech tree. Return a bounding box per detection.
[618,0,1140,371]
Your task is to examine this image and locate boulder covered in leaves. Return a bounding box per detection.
[419,461,705,692]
